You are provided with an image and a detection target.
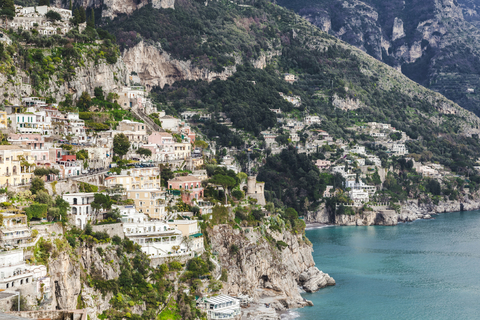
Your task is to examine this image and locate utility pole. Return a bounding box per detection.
[16,291,20,311]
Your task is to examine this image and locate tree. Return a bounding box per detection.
[77,6,86,23]
[87,8,95,28]
[25,203,48,220]
[113,133,130,158]
[1,0,15,19]
[236,172,247,184]
[77,91,91,111]
[55,196,70,222]
[94,86,104,100]
[35,190,53,205]
[283,207,298,223]
[30,177,46,195]
[372,170,382,185]
[39,0,50,5]
[91,193,112,222]
[136,147,152,158]
[194,140,208,150]
[34,167,50,177]
[45,10,61,21]
[76,149,89,160]
[210,174,237,205]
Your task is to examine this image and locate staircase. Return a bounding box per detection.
[131,107,162,132]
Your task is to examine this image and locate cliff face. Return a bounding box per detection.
[278,0,480,116]
[209,225,334,311]
[122,41,237,90]
[48,245,120,318]
[0,57,127,105]
[122,41,279,90]
[306,193,480,226]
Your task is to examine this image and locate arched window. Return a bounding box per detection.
[73,198,77,205]
[12,166,16,175]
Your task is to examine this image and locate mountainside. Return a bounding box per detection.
[276,0,480,116]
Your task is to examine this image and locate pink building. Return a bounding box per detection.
[31,149,50,165]
[149,132,174,145]
[315,159,331,170]
[8,134,44,149]
[181,126,196,143]
[168,176,204,205]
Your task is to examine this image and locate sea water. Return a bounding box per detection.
[295,210,480,320]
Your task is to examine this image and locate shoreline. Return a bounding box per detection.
[305,196,480,226]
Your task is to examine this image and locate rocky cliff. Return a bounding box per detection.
[122,41,238,90]
[122,41,279,90]
[277,0,480,116]
[209,224,334,312]
[46,244,120,319]
[306,193,480,226]
[0,57,127,105]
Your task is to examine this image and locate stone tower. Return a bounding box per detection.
[246,175,266,206]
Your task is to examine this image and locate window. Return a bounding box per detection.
[136,193,139,199]
[26,278,28,283]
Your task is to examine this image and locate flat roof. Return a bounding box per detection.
[0,312,35,320]
[203,295,238,305]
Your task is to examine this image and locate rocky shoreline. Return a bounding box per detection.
[208,225,335,320]
[306,196,480,227]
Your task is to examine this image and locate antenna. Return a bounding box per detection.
[247,148,252,176]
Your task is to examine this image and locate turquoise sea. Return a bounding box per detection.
[294,210,480,320]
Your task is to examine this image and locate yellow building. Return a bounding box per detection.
[105,167,161,191]
[0,111,7,129]
[167,220,204,252]
[0,145,34,187]
[127,189,166,219]
[174,142,191,160]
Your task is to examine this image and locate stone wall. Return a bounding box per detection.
[91,223,124,239]
[6,310,85,320]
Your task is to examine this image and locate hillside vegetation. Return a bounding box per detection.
[276,0,480,117]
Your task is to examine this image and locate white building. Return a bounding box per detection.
[350,145,366,155]
[349,189,369,206]
[391,143,408,155]
[159,115,181,131]
[63,193,96,229]
[0,249,49,299]
[304,115,321,125]
[345,180,376,195]
[196,295,241,320]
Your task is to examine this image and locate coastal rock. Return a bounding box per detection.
[209,224,333,310]
[375,210,398,225]
[335,211,376,226]
[299,267,336,293]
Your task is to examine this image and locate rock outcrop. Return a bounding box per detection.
[47,245,121,319]
[298,267,335,293]
[306,193,480,226]
[209,225,334,311]
[122,41,237,90]
[122,41,279,90]
[0,57,127,106]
